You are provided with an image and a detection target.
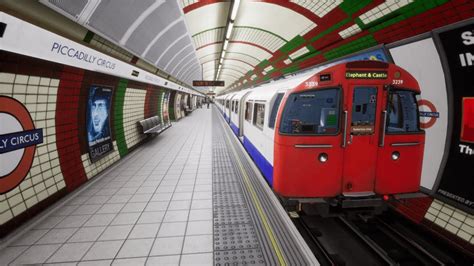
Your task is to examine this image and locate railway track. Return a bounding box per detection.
[293,210,471,266]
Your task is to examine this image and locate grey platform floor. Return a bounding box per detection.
[0,106,317,265]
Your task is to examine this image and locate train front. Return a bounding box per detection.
[273,61,425,213]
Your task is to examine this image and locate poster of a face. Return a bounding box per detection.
[87,86,113,162]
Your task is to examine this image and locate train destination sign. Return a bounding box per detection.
[345,71,388,79]
[193,80,225,87]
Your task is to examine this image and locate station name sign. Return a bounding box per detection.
[193,80,225,87]
[345,71,388,79]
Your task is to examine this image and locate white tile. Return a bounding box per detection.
[84,213,116,227]
[113,257,147,265]
[182,235,213,254]
[172,192,193,201]
[37,228,77,244]
[111,213,140,225]
[158,222,187,237]
[163,210,189,222]
[192,192,211,200]
[150,236,184,256]
[55,215,91,228]
[72,204,102,215]
[47,242,93,263]
[68,226,106,242]
[121,202,147,213]
[145,201,169,212]
[116,239,154,258]
[11,229,49,246]
[168,200,191,210]
[0,246,28,265]
[99,225,133,241]
[189,209,212,221]
[191,199,212,210]
[96,203,125,214]
[82,240,124,260]
[146,255,180,265]
[138,211,165,224]
[35,216,65,229]
[179,252,213,265]
[151,193,173,202]
[12,244,61,264]
[129,194,152,203]
[129,223,160,239]
[174,185,194,193]
[186,220,213,235]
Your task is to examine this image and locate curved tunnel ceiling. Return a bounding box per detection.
[42,0,473,94]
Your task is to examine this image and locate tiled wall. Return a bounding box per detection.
[0,73,65,226]
[425,199,474,245]
[0,52,178,236]
[123,88,147,149]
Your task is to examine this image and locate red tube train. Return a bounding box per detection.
[217,61,425,212]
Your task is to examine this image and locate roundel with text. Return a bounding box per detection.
[0,96,43,194]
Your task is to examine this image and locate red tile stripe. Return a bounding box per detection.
[55,66,88,192]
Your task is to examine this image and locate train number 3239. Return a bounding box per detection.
[392,79,404,85]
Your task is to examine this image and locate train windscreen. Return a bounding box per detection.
[280,88,341,135]
[386,90,420,133]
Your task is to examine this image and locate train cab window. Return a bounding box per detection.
[280,88,340,135]
[386,90,420,133]
[269,93,284,129]
[253,103,265,130]
[234,101,239,114]
[225,100,229,109]
[245,102,253,122]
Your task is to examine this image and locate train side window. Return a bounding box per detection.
[253,103,265,130]
[269,93,284,129]
[226,100,229,109]
[386,90,420,133]
[280,88,341,135]
[235,101,239,114]
[245,102,253,122]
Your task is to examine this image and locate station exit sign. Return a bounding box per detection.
[193,80,225,87]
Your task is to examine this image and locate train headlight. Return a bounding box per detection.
[318,153,328,163]
[391,151,400,160]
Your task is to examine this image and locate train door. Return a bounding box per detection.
[375,88,424,194]
[342,86,382,195]
[239,92,251,136]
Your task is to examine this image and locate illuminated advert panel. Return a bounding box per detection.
[86,86,114,162]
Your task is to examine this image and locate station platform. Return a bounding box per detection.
[0,106,317,265]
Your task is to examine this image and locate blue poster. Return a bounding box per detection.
[87,86,113,162]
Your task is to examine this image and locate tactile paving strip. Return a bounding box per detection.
[212,110,267,265]
[214,223,260,250]
[215,249,266,266]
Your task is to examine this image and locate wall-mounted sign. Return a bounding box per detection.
[0,96,43,194]
[435,20,474,212]
[193,80,225,87]
[87,86,114,162]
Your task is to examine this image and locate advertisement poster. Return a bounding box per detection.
[87,86,113,162]
[435,19,474,212]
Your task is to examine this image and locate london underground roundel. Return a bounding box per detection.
[0,96,43,194]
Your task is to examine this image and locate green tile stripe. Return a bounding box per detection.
[323,34,377,60]
[280,35,306,53]
[339,0,373,17]
[83,30,95,43]
[114,79,128,157]
[157,89,164,122]
[310,18,352,43]
[367,0,450,33]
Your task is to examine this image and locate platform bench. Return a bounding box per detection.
[138,116,171,135]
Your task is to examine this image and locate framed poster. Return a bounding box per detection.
[433,19,474,213]
[87,85,114,162]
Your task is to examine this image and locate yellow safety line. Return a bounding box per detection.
[219,116,287,266]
